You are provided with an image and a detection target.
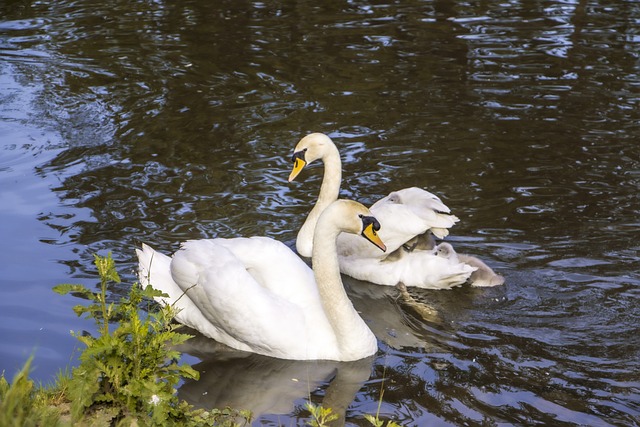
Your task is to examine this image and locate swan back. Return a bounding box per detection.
[169,238,339,359]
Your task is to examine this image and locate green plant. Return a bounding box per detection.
[54,252,200,425]
[187,405,252,427]
[363,365,403,427]
[0,357,62,427]
[363,413,402,427]
[305,401,339,427]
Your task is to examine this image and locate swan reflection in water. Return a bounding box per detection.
[176,336,374,425]
[174,276,445,423]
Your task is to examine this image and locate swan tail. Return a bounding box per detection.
[136,243,197,326]
[136,243,173,302]
[137,243,235,342]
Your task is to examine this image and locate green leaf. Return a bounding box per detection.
[53,284,97,300]
[364,414,384,427]
[94,253,120,284]
[141,284,167,299]
[176,364,199,381]
[53,283,84,295]
[72,304,97,317]
[69,367,100,420]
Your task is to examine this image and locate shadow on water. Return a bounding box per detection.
[1,0,639,425]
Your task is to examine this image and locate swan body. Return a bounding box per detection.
[435,242,505,287]
[137,199,386,361]
[340,248,476,289]
[288,132,474,289]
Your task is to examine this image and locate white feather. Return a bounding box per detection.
[290,133,472,289]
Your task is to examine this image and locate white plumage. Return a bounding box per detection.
[288,132,475,289]
[137,199,385,361]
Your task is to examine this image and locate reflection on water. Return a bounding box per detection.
[175,336,374,425]
[1,0,639,425]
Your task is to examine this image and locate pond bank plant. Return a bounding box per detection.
[1,253,250,426]
[53,253,203,425]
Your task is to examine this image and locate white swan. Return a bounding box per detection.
[288,132,475,289]
[137,199,386,361]
[435,242,505,287]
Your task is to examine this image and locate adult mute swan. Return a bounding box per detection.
[137,199,386,361]
[288,132,475,289]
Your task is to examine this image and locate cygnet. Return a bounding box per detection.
[435,242,505,287]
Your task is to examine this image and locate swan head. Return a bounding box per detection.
[320,200,387,253]
[288,133,336,182]
[359,213,386,252]
[435,242,456,258]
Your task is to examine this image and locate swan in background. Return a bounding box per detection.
[435,242,505,287]
[137,199,386,361]
[288,132,475,289]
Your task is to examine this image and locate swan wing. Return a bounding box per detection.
[215,236,320,308]
[170,238,336,359]
[371,187,459,242]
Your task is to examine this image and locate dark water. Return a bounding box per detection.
[1,0,639,425]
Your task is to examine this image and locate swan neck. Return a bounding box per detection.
[312,217,374,358]
[318,148,342,206]
[296,147,342,257]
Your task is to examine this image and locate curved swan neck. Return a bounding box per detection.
[318,145,342,207]
[296,143,342,257]
[312,212,376,359]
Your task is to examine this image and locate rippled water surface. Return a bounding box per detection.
[1,1,639,425]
